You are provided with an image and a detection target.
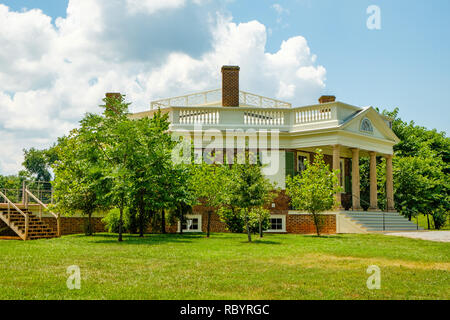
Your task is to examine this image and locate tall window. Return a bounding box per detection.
[285,151,295,178]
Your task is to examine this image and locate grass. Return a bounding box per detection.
[0,232,449,300]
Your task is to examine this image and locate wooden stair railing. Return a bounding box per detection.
[0,190,29,240]
[24,188,61,237]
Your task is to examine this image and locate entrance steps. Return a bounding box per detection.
[342,211,422,232]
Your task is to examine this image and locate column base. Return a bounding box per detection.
[368,207,382,212]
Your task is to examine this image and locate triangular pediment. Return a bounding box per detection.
[339,107,400,142]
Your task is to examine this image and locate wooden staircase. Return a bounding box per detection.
[0,209,58,240]
[0,187,60,241]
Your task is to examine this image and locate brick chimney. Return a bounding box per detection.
[106,92,122,100]
[105,92,122,115]
[222,66,240,107]
[318,95,336,104]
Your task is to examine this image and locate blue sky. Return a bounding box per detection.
[0,0,449,174]
[230,0,450,133]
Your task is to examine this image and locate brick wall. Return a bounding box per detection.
[42,217,106,235]
[287,214,336,234]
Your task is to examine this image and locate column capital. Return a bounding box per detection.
[350,147,360,154]
[369,151,377,157]
[385,154,393,159]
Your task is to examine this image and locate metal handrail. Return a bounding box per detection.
[25,188,60,236]
[0,190,29,240]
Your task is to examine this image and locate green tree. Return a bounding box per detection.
[286,150,341,236]
[127,110,177,236]
[227,156,274,242]
[374,108,450,228]
[51,132,110,235]
[22,147,55,181]
[191,162,226,237]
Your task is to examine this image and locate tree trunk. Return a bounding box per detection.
[246,214,252,242]
[179,207,183,235]
[139,209,144,237]
[259,217,263,238]
[161,209,166,234]
[426,214,430,230]
[118,203,123,242]
[207,210,212,238]
[84,211,93,236]
[313,212,321,237]
[88,212,93,236]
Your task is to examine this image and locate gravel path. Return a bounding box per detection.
[385,231,450,243]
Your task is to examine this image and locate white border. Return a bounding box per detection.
[266,214,286,233]
[177,214,202,232]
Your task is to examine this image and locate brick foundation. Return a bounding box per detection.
[286,214,336,234]
[26,191,336,236]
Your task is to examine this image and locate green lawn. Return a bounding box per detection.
[0,233,449,300]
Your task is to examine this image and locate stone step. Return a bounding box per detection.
[343,212,423,232]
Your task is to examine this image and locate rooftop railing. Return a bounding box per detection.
[150,89,292,110]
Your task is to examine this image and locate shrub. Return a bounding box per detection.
[102,208,132,233]
[218,207,271,234]
[246,208,271,234]
[218,207,245,233]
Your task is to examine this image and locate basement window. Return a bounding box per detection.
[267,215,286,233]
[178,214,202,232]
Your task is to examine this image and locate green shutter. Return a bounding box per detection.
[285,151,295,178]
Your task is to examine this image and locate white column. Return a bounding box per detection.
[351,148,361,210]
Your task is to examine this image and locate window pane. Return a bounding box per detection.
[270,218,283,230]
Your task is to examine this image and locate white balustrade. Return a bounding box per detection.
[294,106,332,124]
[244,110,285,126]
[179,109,220,125]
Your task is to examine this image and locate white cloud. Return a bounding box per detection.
[0,1,326,175]
[126,0,186,15]
[271,3,289,25]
